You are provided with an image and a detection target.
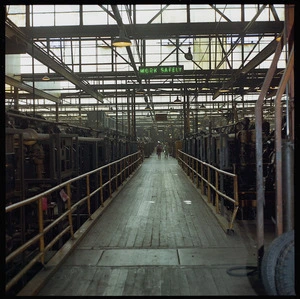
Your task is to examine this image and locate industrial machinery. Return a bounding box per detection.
[5,110,146,295]
[182,117,277,220]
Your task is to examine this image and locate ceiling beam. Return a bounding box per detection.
[5,75,61,103]
[6,19,104,103]
[213,37,281,99]
[20,68,281,81]
[21,21,284,39]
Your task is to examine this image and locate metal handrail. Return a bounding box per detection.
[177,150,239,233]
[5,151,142,293]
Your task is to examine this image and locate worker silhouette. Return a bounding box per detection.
[163,143,169,158]
[156,141,163,159]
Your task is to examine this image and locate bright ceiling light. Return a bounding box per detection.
[112,29,132,47]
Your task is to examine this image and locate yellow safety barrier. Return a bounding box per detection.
[177,149,239,234]
[5,151,142,294]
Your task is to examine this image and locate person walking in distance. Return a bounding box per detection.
[156,141,163,159]
[163,143,169,158]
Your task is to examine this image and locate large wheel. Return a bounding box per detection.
[275,240,295,295]
[260,229,294,295]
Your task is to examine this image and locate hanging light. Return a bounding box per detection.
[219,87,230,92]
[112,29,132,47]
[42,75,50,81]
[136,85,146,94]
[184,46,193,60]
[173,96,182,104]
[145,104,152,111]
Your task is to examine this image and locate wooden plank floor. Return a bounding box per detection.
[34,153,267,296]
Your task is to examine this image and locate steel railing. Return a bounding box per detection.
[5,151,142,293]
[177,149,239,233]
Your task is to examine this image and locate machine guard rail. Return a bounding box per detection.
[5,151,142,294]
[177,149,239,234]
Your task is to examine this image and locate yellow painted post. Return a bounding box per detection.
[193,158,197,184]
[109,165,112,197]
[99,169,104,206]
[207,167,211,202]
[234,175,239,208]
[185,155,188,174]
[115,161,118,190]
[121,159,123,183]
[215,171,219,213]
[66,183,74,239]
[132,155,134,174]
[228,175,239,230]
[38,197,45,265]
[128,155,130,174]
[196,160,199,188]
[191,158,193,179]
[200,163,204,193]
[186,156,189,174]
[128,156,130,176]
[86,174,91,218]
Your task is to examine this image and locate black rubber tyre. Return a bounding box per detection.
[260,229,294,295]
[275,240,295,295]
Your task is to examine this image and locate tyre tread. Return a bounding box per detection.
[260,230,294,295]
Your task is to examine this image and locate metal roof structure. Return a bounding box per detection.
[5,4,293,140]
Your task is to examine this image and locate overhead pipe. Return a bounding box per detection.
[6,128,50,145]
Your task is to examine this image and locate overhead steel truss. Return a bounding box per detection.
[5,4,287,133]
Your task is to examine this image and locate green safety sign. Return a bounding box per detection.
[139,65,184,76]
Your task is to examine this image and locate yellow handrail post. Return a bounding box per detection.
[128,156,131,175]
[115,162,118,191]
[121,159,123,183]
[86,174,91,219]
[200,163,204,193]
[99,168,104,207]
[186,156,188,174]
[215,171,219,214]
[66,183,74,239]
[109,165,112,197]
[196,160,199,188]
[38,197,45,265]
[190,158,193,181]
[193,159,198,184]
[229,175,240,230]
[207,167,211,203]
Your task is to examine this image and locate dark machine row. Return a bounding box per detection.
[182,117,279,221]
[6,110,142,199]
[5,110,154,295]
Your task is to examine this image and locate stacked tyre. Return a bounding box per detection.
[261,229,295,295]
